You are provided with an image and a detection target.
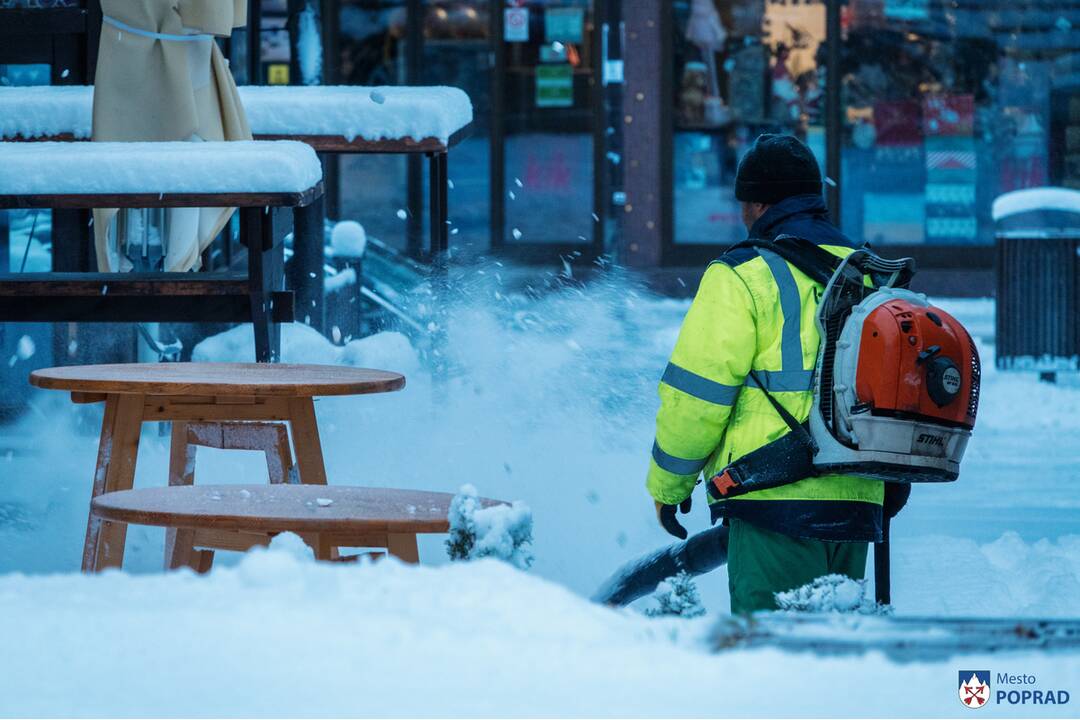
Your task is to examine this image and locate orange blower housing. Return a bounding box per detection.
[815,286,981,483]
[855,300,979,429]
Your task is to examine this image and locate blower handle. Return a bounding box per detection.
[874,514,891,605]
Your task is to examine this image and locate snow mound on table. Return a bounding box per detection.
[192,323,420,376]
[0,85,472,143]
[775,574,890,615]
[0,85,92,139]
[239,85,473,143]
[0,140,322,195]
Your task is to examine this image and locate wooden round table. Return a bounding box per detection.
[30,363,405,572]
[90,485,497,567]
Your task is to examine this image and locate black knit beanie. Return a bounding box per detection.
[734,133,823,204]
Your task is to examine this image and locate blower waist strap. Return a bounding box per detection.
[707,424,817,500]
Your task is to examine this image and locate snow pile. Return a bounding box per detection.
[0,140,322,195]
[647,571,706,618]
[324,266,357,294]
[330,219,367,257]
[0,85,473,143]
[0,541,1076,718]
[992,186,1080,221]
[240,86,473,143]
[192,323,420,377]
[893,532,1080,618]
[446,484,534,570]
[774,574,891,616]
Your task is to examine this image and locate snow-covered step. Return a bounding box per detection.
[0,85,473,144]
[0,140,322,198]
[712,613,1080,660]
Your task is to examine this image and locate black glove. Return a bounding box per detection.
[884,483,911,519]
[656,496,693,539]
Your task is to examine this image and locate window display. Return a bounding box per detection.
[671,0,1072,252]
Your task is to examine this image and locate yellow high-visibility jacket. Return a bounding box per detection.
[647,195,884,542]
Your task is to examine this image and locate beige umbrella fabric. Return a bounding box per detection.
[92,0,252,273]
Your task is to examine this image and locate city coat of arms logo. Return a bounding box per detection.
[959,671,992,708]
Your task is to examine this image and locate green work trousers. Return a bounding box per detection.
[727,517,869,614]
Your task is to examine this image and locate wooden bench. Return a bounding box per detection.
[0,85,472,332]
[90,484,503,571]
[0,140,324,361]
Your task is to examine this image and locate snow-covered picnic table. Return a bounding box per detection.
[0,84,473,147]
[0,140,325,361]
[0,140,322,201]
[0,84,471,329]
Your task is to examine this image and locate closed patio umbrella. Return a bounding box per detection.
[92,0,252,273]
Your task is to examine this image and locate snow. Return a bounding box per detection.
[648,571,706,618]
[192,323,420,377]
[324,266,357,293]
[0,140,322,195]
[774,574,890,615]
[0,543,1077,717]
[330,219,367,257]
[0,85,473,143]
[296,3,323,86]
[0,85,91,140]
[446,484,534,569]
[992,186,1080,221]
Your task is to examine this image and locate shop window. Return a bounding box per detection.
[336,1,414,253]
[500,0,597,248]
[423,1,491,257]
[840,0,1067,248]
[671,0,826,248]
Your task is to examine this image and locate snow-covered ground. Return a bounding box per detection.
[0,271,1077,716]
[3,540,1077,718]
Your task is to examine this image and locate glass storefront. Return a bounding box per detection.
[501,0,597,246]
[329,0,604,259]
[672,0,826,247]
[5,0,1071,267]
[334,0,418,256]
[670,0,1079,256]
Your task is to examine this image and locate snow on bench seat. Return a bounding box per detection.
[0,85,473,144]
[0,140,322,197]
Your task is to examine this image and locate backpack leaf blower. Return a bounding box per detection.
[705,235,982,605]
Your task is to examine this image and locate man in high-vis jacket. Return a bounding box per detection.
[646,134,906,614]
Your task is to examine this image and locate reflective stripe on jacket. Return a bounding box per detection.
[646,194,884,542]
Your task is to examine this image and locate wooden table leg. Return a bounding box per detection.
[387,533,420,564]
[287,397,327,485]
[164,421,216,571]
[84,393,144,572]
[301,533,335,561]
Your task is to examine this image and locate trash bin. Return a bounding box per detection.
[992,187,1080,380]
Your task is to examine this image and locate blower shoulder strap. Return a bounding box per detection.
[747,369,818,453]
[757,234,844,286]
